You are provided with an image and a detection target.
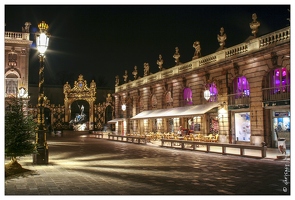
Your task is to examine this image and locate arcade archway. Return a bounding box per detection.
[64,74,96,131]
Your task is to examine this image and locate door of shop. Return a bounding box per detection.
[272,111,290,148]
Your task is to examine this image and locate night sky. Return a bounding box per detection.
[4,4,290,88]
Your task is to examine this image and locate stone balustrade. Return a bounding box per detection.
[5,31,30,40]
[115,26,290,93]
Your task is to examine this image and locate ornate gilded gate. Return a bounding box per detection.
[63,74,96,130]
[28,74,115,131]
[94,94,114,130]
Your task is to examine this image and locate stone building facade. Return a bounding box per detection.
[4,22,33,112]
[5,23,115,131]
[113,22,290,148]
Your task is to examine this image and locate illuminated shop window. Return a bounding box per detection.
[235,112,251,142]
[209,117,219,134]
[183,87,192,105]
[273,112,290,147]
[233,76,250,98]
[274,114,290,133]
[206,82,218,102]
[271,67,290,93]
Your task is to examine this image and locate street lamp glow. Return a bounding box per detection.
[121,104,126,111]
[18,87,26,98]
[36,21,50,55]
[36,33,49,54]
[204,89,211,101]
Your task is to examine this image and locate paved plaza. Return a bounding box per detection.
[5,131,291,195]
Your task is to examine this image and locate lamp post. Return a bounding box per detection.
[121,103,127,135]
[17,87,30,116]
[33,21,50,165]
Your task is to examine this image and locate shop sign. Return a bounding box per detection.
[263,100,290,107]
[275,112,289,117]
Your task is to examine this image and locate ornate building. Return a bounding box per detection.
[5,23,115,132]
[112,14,290,148]
[5,22,32,111]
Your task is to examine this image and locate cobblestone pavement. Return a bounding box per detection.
[5,131,291,195]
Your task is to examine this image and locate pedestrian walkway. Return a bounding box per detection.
[5,131,291,195]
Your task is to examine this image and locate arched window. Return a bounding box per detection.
[8,50,17,67]
[206,82,218,102]
[5,73,18,97]
[271,67,290,93]
[183,87,193,105]
[233,76,250,98]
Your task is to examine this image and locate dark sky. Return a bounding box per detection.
[5,4,290,88]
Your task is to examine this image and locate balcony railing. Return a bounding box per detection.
[228,93,250,106]
[262,85,290,102]
[180,99,194,107]
[115,26,290,93]
[5,31,30,41]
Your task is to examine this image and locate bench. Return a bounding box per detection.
[161,139,267,158]
[89,131,104,139]
[108,134,147,144]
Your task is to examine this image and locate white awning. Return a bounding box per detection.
[131,102,219,119]
[107,118,124,124]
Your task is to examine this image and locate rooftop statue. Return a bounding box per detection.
[123,70,128,83]
[217,27,227,51]
[144,63,150,76]
[132,66,138,80]
[157,54,164,71]
[173,47,181,66]
[192,41,201,59]
[250,13,260,37]
[115,75,119,86]
[22,22,31,33]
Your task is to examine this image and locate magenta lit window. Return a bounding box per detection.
[233,76,250,98]
[183,87,193,105]
[206,83,218,102]
[272,67,290,93]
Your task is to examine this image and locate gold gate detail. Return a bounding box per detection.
[28,74,114,131]
[64,74,96,130]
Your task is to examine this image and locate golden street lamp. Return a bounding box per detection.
[33,21,50,164]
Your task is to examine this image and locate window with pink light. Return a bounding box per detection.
[272,67,290,93]
[183,87,193,105]
[206,82,218,102]
[233,76,250,98]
